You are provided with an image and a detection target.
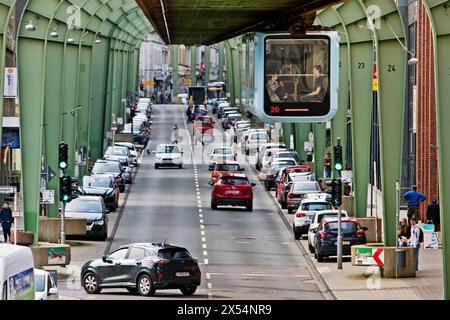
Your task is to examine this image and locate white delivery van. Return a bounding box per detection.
[34,269,58,300]
[0,244,35,300]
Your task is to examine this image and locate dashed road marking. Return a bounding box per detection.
[203,251,208,256]
[204,259,209,265]
[202,237,206,242]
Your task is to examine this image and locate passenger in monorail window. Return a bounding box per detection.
[300,65,327,103]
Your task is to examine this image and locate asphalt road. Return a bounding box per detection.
[59,104,327,300]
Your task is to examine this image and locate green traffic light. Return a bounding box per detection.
[63,195,70,201]
[335,163,343,171]
[60,161,67,169]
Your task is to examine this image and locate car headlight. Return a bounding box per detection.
[94,219,104,226]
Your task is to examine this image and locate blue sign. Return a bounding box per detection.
[2,131,20,149]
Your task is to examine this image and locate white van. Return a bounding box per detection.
[0,244,35,300]
[34,269,58,300]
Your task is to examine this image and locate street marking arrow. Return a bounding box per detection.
[373,248,384,266]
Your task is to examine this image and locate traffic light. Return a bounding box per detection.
[59,143,68,170]
[334,145,343,172]
[60,175,72,203]
[331,178,342,207]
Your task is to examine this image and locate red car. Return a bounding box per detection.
[194,115,214,134]
[210,173,255,211]
[276,165,311,208]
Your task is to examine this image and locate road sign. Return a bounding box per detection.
[0,186,15,194]
[12,211,21,218]
[424,224,439,250]
[41,190,55,205]
[354,247,384,266]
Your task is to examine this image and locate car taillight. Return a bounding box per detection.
[318,231,327,239]
[296,213,306,218]
[288,193,295,199]
[153,258,169,265]
[356,229,366,237]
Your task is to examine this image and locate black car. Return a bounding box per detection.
[81,243,201,296]
[314,217,368,262]
[91,160,126,192]
[65,196,109,240]
[80,175,119,211]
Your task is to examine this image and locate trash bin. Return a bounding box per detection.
[396,249,406,268]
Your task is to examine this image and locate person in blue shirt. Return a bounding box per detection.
[403,185,427,222]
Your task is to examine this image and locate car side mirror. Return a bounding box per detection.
[105,210,110,214]
[251,183,256,187]
[240,168,245,172]
[49,287,58,295]
[102,255,113,264]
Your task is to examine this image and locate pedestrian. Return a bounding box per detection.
[186,107,192,124]
[0,201,14,243]
[398,218,410,247]
[323,153,332,178]
[407,217,423,272]
[403,185,427,222]
[426,199,440,231]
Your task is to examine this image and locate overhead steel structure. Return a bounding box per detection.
[0,0,152,242]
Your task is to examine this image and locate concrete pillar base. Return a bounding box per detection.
[30,243,71,268]
[39,217,86,243]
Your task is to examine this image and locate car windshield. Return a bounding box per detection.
[116,144,134,151]
[35,274,45,292]
[156,145,180,153]
[106,147,128,156]
[202,118,212,124]
[214,148,233,155]
[291,174,313,182]
[325,222,358,233]
[250,133,268,140]
[317,213,338,223]
[302,202,332,211]
[216,164,240,171]
[276,152,299,161]
[269,145,286,149]
[274,160,296,167]
[83,176,111,188]
[93,162,120,174]
[158,248,192,260]
[219,177,249,185]
[237,123,251,129]
[66,199,103,213]
[293,182,320,191]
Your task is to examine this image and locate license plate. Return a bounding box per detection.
[336,241,350,245]
[203,135,212,142]
[176,272,190,277]
[226,190,240,194]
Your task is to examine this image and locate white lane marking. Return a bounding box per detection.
[207,283,212,289]
[204,259,209,265]
[201,231,205,236]
[203,244,207,249]
[197,196,201,200]
[208,293,213,299]
[200,219,204,224]
[198,200,202,204]
[200,225,205,230]
[206,273,211,280]
[198,205,202,208]
[199,211,203,215]
[203,251,208,256]
[202,237,206,242]
[235,241,249,244]
[208,272,309,278]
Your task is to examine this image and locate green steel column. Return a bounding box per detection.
[191,46,197,86]
[231,43,241,107]
[171,45,179,98]
[295,124,311,162]
[282,123,292,148]
[204,45,211,85]
[423,0,450,300]
[225,41,235,104]
[219,42,225,82]
[313,123,327,178]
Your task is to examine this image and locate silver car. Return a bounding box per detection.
[286,180,321,214]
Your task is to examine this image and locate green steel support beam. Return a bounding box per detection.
[423,0,450,300]
[191,46,197,86]
[231,41,242,107]
[171,45,179,98]
[313,123,327,178]
[205,45,211,85]
[282,123,291,148]
[219,42,225,82]
[225,40,235,105]
[294,124,312,162]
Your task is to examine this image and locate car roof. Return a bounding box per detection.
[289,172,312,177]
[301,198,331,204]
[73,195,103,201]
[219,173,248,179]
[157,144,177,147]
[119,243,186,250]
[213,147,233,151]
[322,217,359,224]
[215,161,239,165]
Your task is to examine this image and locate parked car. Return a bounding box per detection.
[153,144,184,169]
[278,172,316,210]
[233,122,252,143]
[81,242,201,296]
[256,143,287,171]
[271,151,301,165]
[286,180,321,214]
[217,104,233,118]
[210,173,255,211]
[211,161,244,185]
[307,210,349,253]
[259,151,295,179]
[65,196,109,240]
[104,146,132,166]
[275,165,312,200]
[208,147,236,170]
[245,131,269,155]
[115,142,139,166]
[293,199,333,240]
[221,109,240,127]
[34,269,58,300]
[223,113,242,130]
[91,160,126,192]
[240,129,267,153]
[262,160,298,190]
[81,175,119,211]
[314,217,367,262]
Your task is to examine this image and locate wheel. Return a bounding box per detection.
[309,243,315,254]
[180,286,197,296]
[82,272,101,294]
[179,164,183,169]
[317,253,325,262]
[294,232,301,240]
[211,201,218,210]
[100,228,108,241]
[137,274,155,297]
[281,198,287,209]
[246,149,250,156]
[127,287,139,294]
[288,208,293,214]
[155,164,159,169]
[246,202,253,212]
[265,181,270,191]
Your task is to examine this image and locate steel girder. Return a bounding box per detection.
[16,0,151,239]
[423,0,450,300]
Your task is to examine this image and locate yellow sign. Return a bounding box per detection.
[143,81,155,86]
[372,78,378,91]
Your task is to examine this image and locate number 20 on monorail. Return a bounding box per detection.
[250,32,339,123]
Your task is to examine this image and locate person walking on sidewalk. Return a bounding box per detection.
[408,217,422,272]
[323,153,332,178]
[426,199,440,231]
[403,185,427,222]
[0,201,14,243]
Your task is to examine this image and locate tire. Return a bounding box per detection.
[281,198,287,209]
[180,286,197,296]
[82,272,101,294]
[127,287,139,294]
[211,201,218,210]
[179,164,183,169]
[155,164,159,169]
[317,253,325,263]
[294,232,301,240]
[246,202,253,212]
[309,243,315,254]
[137,274,155,297]
[288,207,293,214]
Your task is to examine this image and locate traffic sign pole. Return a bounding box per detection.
[336,137,343,270]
